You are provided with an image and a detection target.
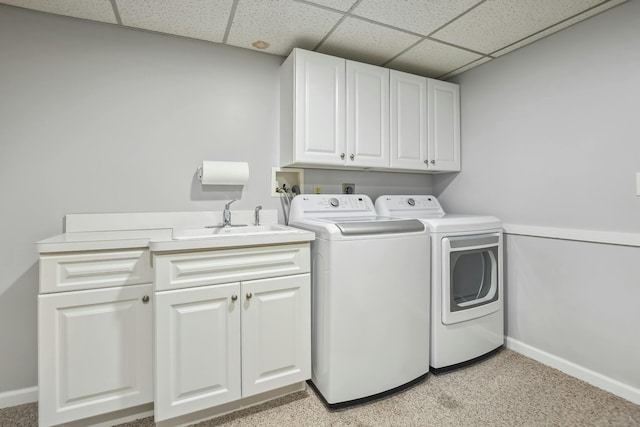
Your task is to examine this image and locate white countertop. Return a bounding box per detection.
[36,210,315,254]
[36,229,173,253]
[36,227,315,253]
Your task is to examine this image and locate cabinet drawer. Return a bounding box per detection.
[40,249,153,294]
[154,243,310,291]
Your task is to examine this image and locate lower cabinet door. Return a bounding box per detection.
[241,274,311,397]
[154,282,241,422]
[38,284,153,427]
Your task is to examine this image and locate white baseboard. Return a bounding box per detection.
[0,386,38,409]
[506,337,640,405]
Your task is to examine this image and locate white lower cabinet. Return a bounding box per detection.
[154,274,310,421]
[241,275,311,397]
[153,245,311,423]
[38,242,311,426]
[38,283,153,426]
[154,282,241,421]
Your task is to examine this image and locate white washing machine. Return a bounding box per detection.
[376,195,503,371]
[289,194,430,406]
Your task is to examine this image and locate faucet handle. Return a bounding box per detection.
[225,199,237,209]
[254,205,262,226]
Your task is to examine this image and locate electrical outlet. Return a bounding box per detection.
[313,184,322,194]
[342,183,355,194]
[636,172,640,196]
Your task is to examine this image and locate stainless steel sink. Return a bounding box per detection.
[172,224,301,240]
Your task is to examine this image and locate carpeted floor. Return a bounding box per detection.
[3,349,639,426]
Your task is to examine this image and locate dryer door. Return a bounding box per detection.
[441,232,502,325]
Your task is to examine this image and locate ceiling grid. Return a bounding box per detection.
[0,0,628,79]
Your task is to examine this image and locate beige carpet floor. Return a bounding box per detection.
[2,349,639,426]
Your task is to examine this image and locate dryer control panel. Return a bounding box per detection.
[375,195,445,217]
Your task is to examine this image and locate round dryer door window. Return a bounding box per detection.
[449,248,498,311]
[441,233,502,325]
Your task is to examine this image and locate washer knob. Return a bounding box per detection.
[329,198,339,207]
[407,198,415,206]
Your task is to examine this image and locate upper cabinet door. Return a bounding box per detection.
[346,61,390,168]
[428,79,461,172]
[390,70,428,170]
[285,49,346,166]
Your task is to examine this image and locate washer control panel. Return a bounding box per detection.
[290,194,376,218]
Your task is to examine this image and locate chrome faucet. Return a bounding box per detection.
[223,199,236,227]
[254,205,262,226]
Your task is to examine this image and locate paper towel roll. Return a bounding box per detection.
[199,161,249,185]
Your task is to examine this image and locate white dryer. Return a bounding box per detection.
[376,195,503,371]
[289,194,430,406]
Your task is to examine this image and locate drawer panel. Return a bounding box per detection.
[40,250,153,294]
[154,243,310,291]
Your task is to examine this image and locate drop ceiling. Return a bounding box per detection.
[0,0,627,79]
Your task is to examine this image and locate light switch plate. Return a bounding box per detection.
[636,172,640,196]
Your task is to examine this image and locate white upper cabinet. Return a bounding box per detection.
[281,48,460,173]
[428,79,461,172]
[346,61,390,168]
[390,70,428,170]
[281,48,345,166]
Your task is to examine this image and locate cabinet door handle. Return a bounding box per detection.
[142,295,150,304]
[340,153,345,159]
[430,160,435,164]
[231,295,238,302]
[246,292,253,300]
[424,160,428,164]
[350,154,355,161]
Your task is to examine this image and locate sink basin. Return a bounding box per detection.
[172,224,300,240]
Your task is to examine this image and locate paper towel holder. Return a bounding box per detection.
[198,161,250,186]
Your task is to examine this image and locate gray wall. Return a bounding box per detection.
[436,0,640,394]
[436,1,640,231]
[0,5,433,395]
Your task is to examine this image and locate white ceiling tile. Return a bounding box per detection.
[302,0,358,12]
[226,0,344,56]
[352,0,481,36]
[1,0,117,23]
[2,0,627,81]
[317,16,422,65]
[438,56,493,80]
[386,38,484,78]
[116,0,233,43]
[492,0,628,57]
[431,0,604,54]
